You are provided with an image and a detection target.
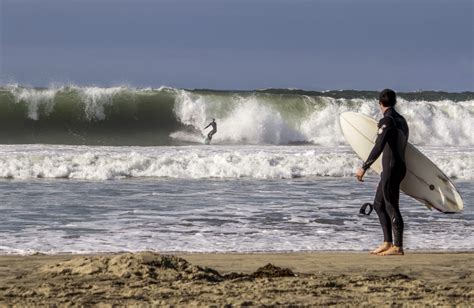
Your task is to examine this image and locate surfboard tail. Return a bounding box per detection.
[408,195,463,214]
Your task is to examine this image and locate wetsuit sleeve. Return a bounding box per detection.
[204,123,210,129]
[362,117,394,171]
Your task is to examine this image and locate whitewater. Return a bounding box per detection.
[1,85,473,146]
[0,85,472,253]
[0,144,471,180]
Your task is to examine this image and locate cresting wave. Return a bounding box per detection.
[0,84,473,146]
[0,145,471,180]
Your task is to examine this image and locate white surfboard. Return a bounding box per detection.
[339,112,463,213]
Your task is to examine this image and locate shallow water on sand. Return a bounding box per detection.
[0,176,472,254]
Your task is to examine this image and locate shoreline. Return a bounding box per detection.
[2,248,472,255]
[1,251,472,305]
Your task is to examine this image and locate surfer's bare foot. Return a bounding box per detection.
[370,242,392,254]
[377,246,404,256]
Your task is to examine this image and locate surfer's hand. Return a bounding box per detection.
[355,168,365,182]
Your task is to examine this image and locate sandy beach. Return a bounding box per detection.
[1,0,473,306]
[0,251,472,306]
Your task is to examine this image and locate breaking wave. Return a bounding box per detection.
[0,84,472,146]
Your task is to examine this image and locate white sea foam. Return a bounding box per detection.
[397,99,474,146]
[0,175,472,254]
[0,145,471,180]
[300,97,474,146]
[75,86,127,120]
[172,91,474,147]
[9,84,136,121]
[10,86,60,120]
[215,98,305,144]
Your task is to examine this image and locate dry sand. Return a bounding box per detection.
[0,251,472,306]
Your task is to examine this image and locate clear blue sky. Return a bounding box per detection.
[1,0,473,91]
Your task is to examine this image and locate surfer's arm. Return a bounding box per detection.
[362,117,393,171]
[204,123,211,129]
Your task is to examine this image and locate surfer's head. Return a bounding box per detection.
[379,89,397,107]
[212,118,215,122]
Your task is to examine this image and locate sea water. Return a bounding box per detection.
[0,86,472,253]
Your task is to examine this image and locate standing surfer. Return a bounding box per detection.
[204,119,217,142]
[355,89,409,256]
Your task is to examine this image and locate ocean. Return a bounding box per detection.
[0,85,472,253]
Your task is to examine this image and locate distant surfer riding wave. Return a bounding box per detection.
[204,119,217,144]
[1,85,471,146]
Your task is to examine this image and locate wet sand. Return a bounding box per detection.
[0,251,472,306]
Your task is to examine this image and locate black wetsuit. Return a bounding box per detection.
[205,121,217,139]
[362,107,409,247]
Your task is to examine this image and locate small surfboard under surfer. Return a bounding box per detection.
[355,89,409,256]
[204,119,217,144]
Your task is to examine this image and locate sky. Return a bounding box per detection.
[0,0,473,91]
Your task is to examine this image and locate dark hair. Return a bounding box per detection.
[379,89,397,107]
